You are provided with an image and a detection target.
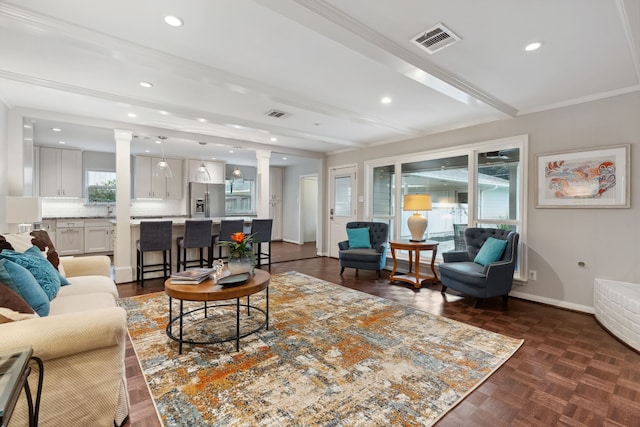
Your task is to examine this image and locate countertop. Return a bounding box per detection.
[43,215,256,225]
[127,217,255,226]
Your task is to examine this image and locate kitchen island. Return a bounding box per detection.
[122,217,256,280]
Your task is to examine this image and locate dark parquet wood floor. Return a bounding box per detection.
[118,242,640,427]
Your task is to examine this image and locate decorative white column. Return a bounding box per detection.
[7,110,26,196]
[113,129,133,284]
[255,150,271,218]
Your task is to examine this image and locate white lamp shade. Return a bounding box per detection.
[403,194,432,211]
[6,197,42,225]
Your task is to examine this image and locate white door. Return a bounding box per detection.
[329,166,357,258]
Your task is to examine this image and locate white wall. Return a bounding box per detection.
[0,100,7,231]
[327,92,640,311]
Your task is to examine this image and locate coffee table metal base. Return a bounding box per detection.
[166,290,269,353]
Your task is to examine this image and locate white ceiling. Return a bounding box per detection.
[0,0,639,166]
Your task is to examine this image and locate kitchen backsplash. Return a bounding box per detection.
[42,198,187,218]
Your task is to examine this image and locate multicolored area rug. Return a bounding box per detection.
[119,272,523,426]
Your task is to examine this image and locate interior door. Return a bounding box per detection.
[329,166,357,258]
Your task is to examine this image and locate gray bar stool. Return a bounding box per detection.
[216,219,244,261]
[250,219,273,270]
[176,219,213,272]
[136,221,172,287]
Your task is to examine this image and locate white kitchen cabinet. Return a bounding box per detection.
[56,220,84,255]
[84,219,112,253]
[269,167,283,201]
[40,220,57,246]
[268,167,283,240]
[134,156,183,199]
[269,201,283,240]
[165,158,183,199]
[187,159,225,184]
[39,147,82,197]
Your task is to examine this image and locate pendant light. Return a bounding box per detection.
[231,166,243,183]
[154,136,173,178]
[194,142,211,182]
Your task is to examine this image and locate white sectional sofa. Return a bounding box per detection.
[0,231,129,427]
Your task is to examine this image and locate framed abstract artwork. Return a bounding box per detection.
[536,144,630,208]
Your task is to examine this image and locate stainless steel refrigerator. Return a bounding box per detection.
[189,182,225,218]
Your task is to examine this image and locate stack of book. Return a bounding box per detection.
[170,268,214,284]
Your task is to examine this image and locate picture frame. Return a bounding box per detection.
[536,144,630,208]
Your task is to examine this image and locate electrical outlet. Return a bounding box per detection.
[528,270,537,281]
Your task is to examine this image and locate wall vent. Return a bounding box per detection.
[265,109,290,119]
[410,23,460,54]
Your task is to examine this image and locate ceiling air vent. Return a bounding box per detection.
[411,23,460,54]
[265,109,290,119]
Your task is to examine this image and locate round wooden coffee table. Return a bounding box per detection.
[164,269,270,353]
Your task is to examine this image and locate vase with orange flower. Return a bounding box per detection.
[219,232,255,275]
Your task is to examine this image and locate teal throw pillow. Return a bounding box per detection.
[347,227,371,249]
[0,246,63,300]
[24,245,70,286]
[474,237,508,266]
[0,259,50,316]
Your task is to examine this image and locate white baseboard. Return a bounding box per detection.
[509,290,594,314]
[114,266,133,284]
[282,238,300,244]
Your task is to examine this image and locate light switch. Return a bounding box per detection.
[358,196,364,203]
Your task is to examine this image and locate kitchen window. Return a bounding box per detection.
[225,179,255,214]
[86,170,116,203]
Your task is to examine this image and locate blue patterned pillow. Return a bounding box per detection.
[0,259,49,316]
[0,247,62,300]
[24,246,70,286]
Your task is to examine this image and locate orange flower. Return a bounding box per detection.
[231,232,245,244]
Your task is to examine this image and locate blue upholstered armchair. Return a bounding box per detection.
[338,222,389,278]
[438,227,519,307]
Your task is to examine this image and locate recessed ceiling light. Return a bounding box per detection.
[228,150,235,154]
[52,127,61,132]
[128,113,137,118]
[282,157,287,160]
[164,15,183,27]
[524,41,543,52]
[23,125,32,129]
[24,137,33,141]
[197,118,207,123]
[211,157,217,160]
[381,97,392,104]
[59,141,66,144]
[155,140,162,144]
[159,110,169,115]
[139,81,153,88]
[270,137,277,142]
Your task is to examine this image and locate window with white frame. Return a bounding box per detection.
[366,135,527,281]
[225,179,255,214]
[86,170,116,203]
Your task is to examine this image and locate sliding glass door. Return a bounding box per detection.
[366,135,527,280]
